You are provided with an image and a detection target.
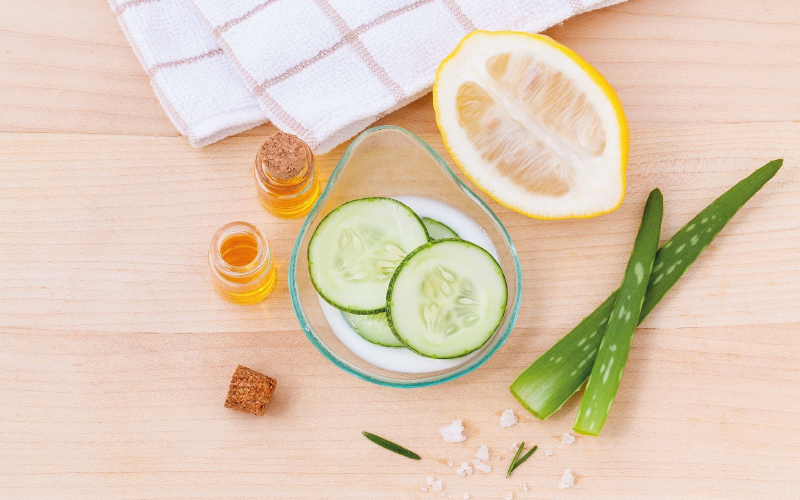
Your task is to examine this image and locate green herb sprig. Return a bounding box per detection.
[362,431,420,460]
[506,441,537,477]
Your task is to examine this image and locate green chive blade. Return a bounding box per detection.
[508,445,537,476]
[510,160,782,422]
[362,431,420,460]
[574,189,663,436]
[506,441,525,477]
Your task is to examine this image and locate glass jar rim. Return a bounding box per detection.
[208,221,271,278]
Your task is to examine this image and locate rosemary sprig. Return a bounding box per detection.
[506,441,537,477]
[509,445,537,476]
[362,431,420,460]
[507,442,524,477]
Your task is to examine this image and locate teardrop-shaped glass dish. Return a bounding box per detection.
[289,126,522,387]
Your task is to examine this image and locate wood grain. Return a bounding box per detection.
[1,0,799,499]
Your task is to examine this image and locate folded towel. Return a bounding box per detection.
[110,0,625,151]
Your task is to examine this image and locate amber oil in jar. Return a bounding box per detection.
[208,222,276,304]
[255,132,320,218]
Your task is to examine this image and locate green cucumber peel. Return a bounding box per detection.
[510,159,783,421]
[573,189,663,436]
[421,217,459,240]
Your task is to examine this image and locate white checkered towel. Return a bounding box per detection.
[110,0,625,151]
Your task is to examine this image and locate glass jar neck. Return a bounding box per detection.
[208,222,271,281]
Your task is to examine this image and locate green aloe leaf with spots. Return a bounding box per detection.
[574,189,662,435]
[510,159,783,421]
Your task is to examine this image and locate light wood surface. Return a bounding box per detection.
[1,0,799,498]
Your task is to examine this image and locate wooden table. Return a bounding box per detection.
[2,1,798,498]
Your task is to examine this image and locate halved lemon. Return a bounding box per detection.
[433,31,629,219]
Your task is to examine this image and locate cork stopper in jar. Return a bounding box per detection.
[257,132,311,181]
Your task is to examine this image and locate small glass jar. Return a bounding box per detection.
[208,222,276,305]
[254,133,321,218]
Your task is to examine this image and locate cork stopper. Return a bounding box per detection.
[224,365,276,416]
[257,132,310,181]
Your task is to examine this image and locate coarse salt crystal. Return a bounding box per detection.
[509,441,519,451]
[559,469,575,489]
[455,462,473,477]
[561,432,575,445]
[432,480,443,492]
[502,492,513,500]
[475,444,489,461]
[472,458,491,473]
[500,409,517,428]
[545,449,554,457]
[463,494,470,500]
[448,460,454,467]
[420,487,428,492]
[519,482,528,492]
[495,456,502,462]
[427,476,434,486]
[440,419,467,443]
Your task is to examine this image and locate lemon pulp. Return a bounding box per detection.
[434,31,628,219]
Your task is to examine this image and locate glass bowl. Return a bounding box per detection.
[288,126,522,387]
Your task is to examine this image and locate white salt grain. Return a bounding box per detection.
[475,444,489,461]
[559,469,575,489]
[455,462,473,477]
[463,494,470,500]
[427,476,434,486]
[440,419,467,443]
[509,441,519,451]
[519,482,528,492]
[561,432,575,445]
[544,449,554,457]
[472,458,491,473]
[432,480,442,492]
[502,492,513,500]
[420,487,428,492]
[500,409,517,428]
[495,456,502,462]
[448,460,454,467]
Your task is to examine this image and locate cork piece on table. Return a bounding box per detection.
[224,365,277,416]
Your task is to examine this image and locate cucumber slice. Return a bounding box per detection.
[342,312,404,347]
[386,239,507,358]
[308,197,429,314]
[422,217,459,239]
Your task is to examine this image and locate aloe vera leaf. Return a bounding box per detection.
[639,160,781,318]
[573,189,663,435]
[510,159,783,420]
[511,292,616,419]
